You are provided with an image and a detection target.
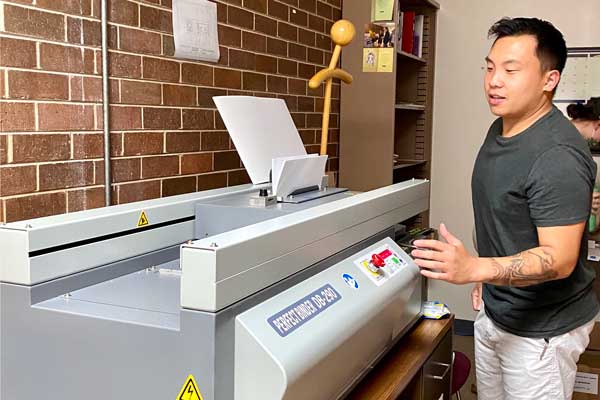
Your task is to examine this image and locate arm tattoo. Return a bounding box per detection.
[490,249,558,286]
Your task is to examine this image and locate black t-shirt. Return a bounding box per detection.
[472,106,599,338]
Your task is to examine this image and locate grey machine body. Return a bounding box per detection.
[1,179,429,400]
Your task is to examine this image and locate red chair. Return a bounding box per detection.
[451,351,471,400]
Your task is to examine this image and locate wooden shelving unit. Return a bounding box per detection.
[340,0,439,228]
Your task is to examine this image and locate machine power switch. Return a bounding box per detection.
[371,254,385,268]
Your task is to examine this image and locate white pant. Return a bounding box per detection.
[474,307,595,400]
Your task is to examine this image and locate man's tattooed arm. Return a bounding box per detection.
[489,249,559,287]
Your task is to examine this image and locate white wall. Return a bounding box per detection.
[429,0,600,320]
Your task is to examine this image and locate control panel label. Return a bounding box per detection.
[354,244,407,286]
[267,284,342,338]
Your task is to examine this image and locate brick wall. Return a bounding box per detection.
[0,0,342,223]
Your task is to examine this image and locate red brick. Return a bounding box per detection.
[228,6,254,29]
[278,22,298,41]
[308,48,323,64]
[229,49,256,70]
[72,133,105,159]
[118,180,161,204]
[163,85,197,106]
[217,2,227,23]
[316,1,332,19]
[243,0,267,13]
[255,15,277,36]
[36,0,92,16]
[256,55,278,73]
[309,14,324,32]
[143,57,180,82]
[109,53,142,79]
[82,77,104,102]
[298,62,316,79]
[0,102,35,132]
[119,27,161,55]
[316,33,331,51]
[289,78,306,95]
[181,63,213,86]
[67,17,82,44]
[120,80,162,105]
[5,192,66,222]
[82,19,102,46]
[123,132,164,156]
[69,76,83,101]
[289,43,307,61]
[140,5,173,33]
[84,49,96,74]
[7,71,68,101]
[182,109,214,130]
[290,8,308,26]
[299,129,315,144]
[143,108,181,130]
[4,4,65,41]
[214,150,240,171]
[39,161,95,190]
[218,25,242,48]
[10,134,70,163]
[141,155,178,178]
[299,0,316,13]
[111,158,141,182]
[38,104,94,131]
[0,37,36,68]
[267,75,287,93]
[0,135,7,164]
[306,113,322,128]
[228,169,251,185]
[165,132,200,153]
[279,94,298,111]
[267,38,287,56]
[242,72,266,91]
[67,187,105,212]
[242,31,267,53]
[181,153,213,174]
[197,88,227,107]
[298,96,314,111]
[0,201,3,223]
[162,34,175,56]
[40,43,85,74]
[197,172,227,190]
[291,112,306,128]
[110,106,143,130]
[162,176,196,197]
[0,166,36,196]
[268,0,288,20]
[214,68,241,89]
[109,0,139,26]
[278,58,298,76]
[201,131,230,151]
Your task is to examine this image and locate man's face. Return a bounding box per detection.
[484,35,551,118]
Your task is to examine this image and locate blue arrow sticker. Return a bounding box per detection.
[342,273,359,289]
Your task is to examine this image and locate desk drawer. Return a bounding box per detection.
[422,329,452,400]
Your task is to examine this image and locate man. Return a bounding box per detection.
[412,17,599,399]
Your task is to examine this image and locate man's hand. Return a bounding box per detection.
[472,283,482,311]
[592,191,600,215]
[411,223,479,284]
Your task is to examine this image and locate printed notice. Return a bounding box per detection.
[173,0,220,62]
[267,284,341,337]
[574,372,599,395]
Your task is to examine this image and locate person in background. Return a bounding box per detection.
[411,17,598,399]
[383,27,391,47]
[568,98,600,226]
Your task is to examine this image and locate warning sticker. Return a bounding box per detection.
[137,211,149,227]
[176,375,203,400]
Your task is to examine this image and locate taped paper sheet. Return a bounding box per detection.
[173,0,220,62]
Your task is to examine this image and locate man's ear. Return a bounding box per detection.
[544,70,561,92]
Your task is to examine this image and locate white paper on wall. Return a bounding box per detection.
[172,0,220,62]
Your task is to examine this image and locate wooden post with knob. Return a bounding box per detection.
[309,20,355,156]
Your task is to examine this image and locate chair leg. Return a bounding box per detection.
[456,391,461,400]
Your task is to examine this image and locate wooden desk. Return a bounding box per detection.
[347,316,454,400]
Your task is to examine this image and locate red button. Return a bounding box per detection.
[378,249,392,259]
[371,254,385,268]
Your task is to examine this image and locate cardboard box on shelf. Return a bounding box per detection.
[574,350,600,400]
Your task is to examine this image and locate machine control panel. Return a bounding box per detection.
[353,243,408,286]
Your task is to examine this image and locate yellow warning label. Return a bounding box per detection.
[176,375,203,400]
[137,211,149,227]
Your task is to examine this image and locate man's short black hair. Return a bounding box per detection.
[488,17,567,74]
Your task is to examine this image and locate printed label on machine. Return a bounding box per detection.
[267,284,342,337]
[353,244,407,286]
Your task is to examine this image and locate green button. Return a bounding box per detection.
[392,257,399,264]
